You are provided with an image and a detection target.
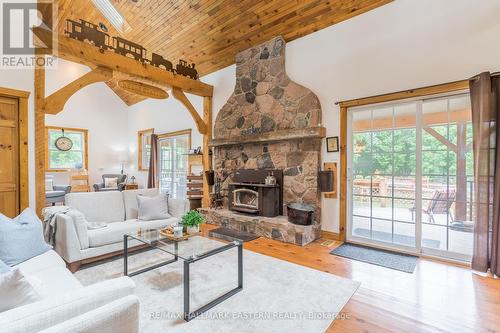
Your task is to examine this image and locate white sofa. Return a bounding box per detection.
[55,188,189,271]
[0,250,139,333]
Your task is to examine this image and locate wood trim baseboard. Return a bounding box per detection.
[321,230,341,241]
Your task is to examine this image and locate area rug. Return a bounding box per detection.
[208,227,260,242]
[330,243,418,273]
[75,238,360,333]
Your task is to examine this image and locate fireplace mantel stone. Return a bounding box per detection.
[210,126,326,147]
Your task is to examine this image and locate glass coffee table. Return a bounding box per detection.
[123,229,243,321]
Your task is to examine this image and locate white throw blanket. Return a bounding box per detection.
[42,206,71,246]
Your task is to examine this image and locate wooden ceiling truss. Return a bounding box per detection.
[33,28,213,215]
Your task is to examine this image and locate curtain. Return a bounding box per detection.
[470,72,500,276]
[147,134,159,189]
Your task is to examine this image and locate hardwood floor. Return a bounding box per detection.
[201,225,499,333]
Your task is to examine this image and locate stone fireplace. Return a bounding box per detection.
[201,36,325,246]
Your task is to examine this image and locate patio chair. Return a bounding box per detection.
[410,189,456,224]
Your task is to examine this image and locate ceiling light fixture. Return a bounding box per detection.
[91,0,131,34]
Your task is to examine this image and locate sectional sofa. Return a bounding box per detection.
[0,250,139,333]
[55,188,189,271]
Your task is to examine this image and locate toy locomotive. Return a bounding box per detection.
[65,19,199,80]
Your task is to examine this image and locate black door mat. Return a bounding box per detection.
[209,227,260,242]
[330,243,418,273]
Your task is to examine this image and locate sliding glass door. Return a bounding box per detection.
[158,132,190,199]
[347,93,473,261]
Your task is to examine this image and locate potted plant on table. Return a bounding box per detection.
[181,210,205,234]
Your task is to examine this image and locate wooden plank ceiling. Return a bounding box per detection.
[56,0,392,105]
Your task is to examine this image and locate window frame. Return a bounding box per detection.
[157,129,192,199]
[138,128,154,171]
[45,126,88,172]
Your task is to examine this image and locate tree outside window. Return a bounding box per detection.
[46,127,88,171]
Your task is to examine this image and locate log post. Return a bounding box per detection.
[34,52,46,217]
[202,96,213,208]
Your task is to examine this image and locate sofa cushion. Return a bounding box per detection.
[0,259,9,274]
[0,276,135,333]
[88,222,139,247]
[25,266,82,298]
[0,208,51,266]
[168,197,190,218]
[135,217,180,230]
[0,268,41,312]
[137,194,170,220]
[66,191,125,223]
[14,250,65,274]
[123,188,159,220]
[104,177,118,188]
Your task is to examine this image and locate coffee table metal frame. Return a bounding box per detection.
[123,233,243,321]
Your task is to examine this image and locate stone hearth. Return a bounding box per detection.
[205,36,324,246]
[200,208,317,246]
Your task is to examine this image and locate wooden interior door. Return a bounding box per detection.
[0,96,19,217]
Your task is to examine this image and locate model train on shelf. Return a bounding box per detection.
[65,19,199,80]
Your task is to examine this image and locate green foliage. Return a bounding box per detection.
[353,123,473,177]
[48,130,84,169]
[181,210,205,227]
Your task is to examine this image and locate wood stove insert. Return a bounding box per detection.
[227,169,283,217]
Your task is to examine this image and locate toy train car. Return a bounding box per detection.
[150,53,173,72]
[64,19,199,80]
[176,60,199,80]
[111,37,147,62]
[65,19,111,49]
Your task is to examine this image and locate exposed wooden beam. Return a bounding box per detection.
[44,67,113,115]
[34,51,46,217]
[33,27,213,97]
[171,87,207,135]
[202,96,213,208]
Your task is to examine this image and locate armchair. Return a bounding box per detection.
[45,175,71,206]
[93,174,127,192]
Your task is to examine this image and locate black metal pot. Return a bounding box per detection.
[286,203,315,226]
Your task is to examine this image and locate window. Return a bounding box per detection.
[348,92,474,262]
[46,126,88,171]
[158,129,191,199]
[138,128,154,170]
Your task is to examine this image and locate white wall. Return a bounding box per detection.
[2,0,500,231]
[45,59,130,186]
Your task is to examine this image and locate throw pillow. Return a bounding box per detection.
[0,268,41,312]
[45,178,53,191]
[137,194,171,221]
[0,208,51,266]
[0,259,10,274]
[104,177,118,188]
